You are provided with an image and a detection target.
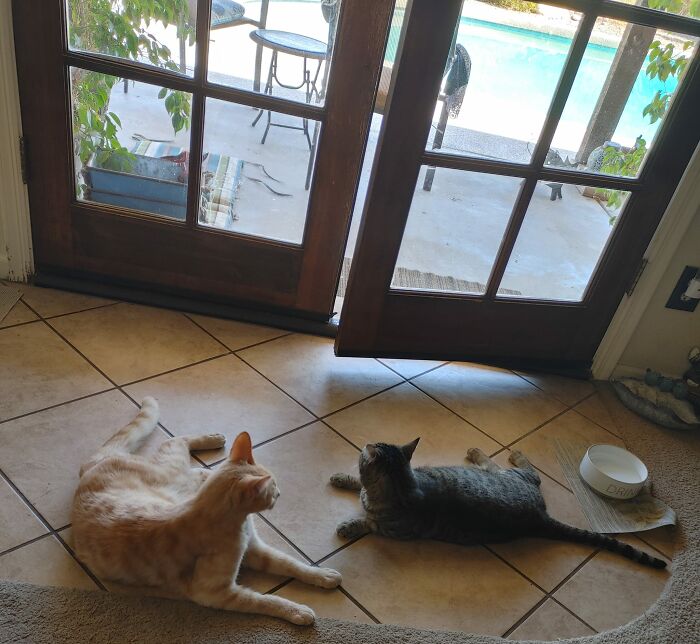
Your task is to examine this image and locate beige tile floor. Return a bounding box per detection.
[0,284,676,638]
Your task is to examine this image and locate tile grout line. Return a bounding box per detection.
[319,381,407,424]
[0,387,119,427]
[183,311,294,353]
[53,529,108,591]
[0,467,60,537]
[549,596,599,634]
[570,404,625,440]
[631,534,673,560]
[502,405,576,451]
[509,370,596,410]
[12,288,121,323]
[500,594,550,639]
[497,546,602,638]
[231,350,412,454]
[336,585,383,624]
[0,532,55,559]
[374,358,449,383]
[313,533,369,566]
[39,320,121,389]
[253,518,382,624]
[41,301,122,321]
[262,576,295,596]
[230,352,321,419]
[255,514,315,564]
[406,379,510,449]
[0,466,106,590]
[0,318,41,331]
[251,419,329,452]
[319,420,364,453]
[118,352,230,388]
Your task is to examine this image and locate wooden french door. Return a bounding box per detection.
[337,0,700,371]
[12,0,392,320]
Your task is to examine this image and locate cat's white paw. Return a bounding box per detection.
[208,433,226,448]
[508,450,525,466]
[313,567,342,589]
[286,604,316,626]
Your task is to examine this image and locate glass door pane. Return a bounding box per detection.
[390,168,523,295]
[70,68,193,220]
[207,0,340,106]
[498,180,631,301]
[199,97,320,242]
[545,17,698,178]
[66,0,197,75]
[423,1,581,163]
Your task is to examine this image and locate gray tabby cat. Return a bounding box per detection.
[330,440,666,569]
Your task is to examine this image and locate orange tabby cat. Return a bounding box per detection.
[72,397,341,625]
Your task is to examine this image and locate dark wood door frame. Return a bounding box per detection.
[337,0,700,370]
[12,0,395,320]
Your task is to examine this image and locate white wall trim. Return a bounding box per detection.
[592,142,700,380]
[0,0,33,282]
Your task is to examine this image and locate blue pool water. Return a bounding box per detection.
[386,16,679,149]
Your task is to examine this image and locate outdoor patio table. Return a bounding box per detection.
[249,29,328,149]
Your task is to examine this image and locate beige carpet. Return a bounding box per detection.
[1,384,698,643]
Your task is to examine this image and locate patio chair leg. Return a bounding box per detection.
[546,182,563,201]
[305,121,321,190]
[260,110,272,144]
[252,52,276,133]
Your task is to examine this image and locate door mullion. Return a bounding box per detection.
[484,11,598,299]
[529,12,598,169]
[421,150,643,191]
[336,0,464,347]
[184,0,212,229]
[483,177,537,300]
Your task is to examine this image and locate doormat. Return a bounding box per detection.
[555,438,676,534]
[336,258,522,298]
[0,284,22,324]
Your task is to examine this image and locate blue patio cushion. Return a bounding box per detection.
[130,140,242,227]
[210,0,246,29]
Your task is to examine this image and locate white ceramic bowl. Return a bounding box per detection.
[579,444,648,499]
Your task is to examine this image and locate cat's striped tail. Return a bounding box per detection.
[541,518,666,569]
[79,397,160,476]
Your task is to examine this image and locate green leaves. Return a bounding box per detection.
[643,32,695,126]
[160,89,191,133]
[597,137,648,223]
[69,0,193,194]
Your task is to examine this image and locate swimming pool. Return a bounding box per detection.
[386,16,680,151]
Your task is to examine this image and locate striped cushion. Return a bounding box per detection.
[210,1,245,29]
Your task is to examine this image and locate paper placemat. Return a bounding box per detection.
[555,438,676,534]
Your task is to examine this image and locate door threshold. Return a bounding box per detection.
[33,272,338,339]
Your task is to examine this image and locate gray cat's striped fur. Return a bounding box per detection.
[330,440,665,569]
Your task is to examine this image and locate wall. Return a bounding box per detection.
[615,204,700,378]
[0,0,33,281]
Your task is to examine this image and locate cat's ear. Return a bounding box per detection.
[230,432,255,464]
[243,475,272,499]
[365,444,377,459]
[401,437,420,461]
